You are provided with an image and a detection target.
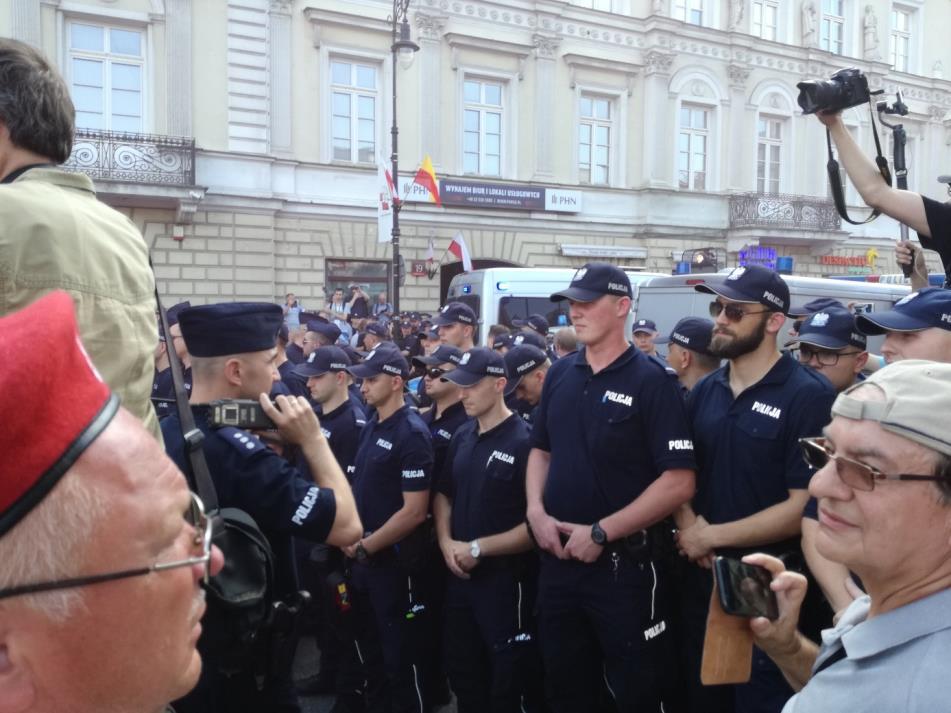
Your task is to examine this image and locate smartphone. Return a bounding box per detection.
[713,556,779,621]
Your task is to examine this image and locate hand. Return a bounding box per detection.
[451,540,480,573]
[259,394,322,447]
[439,540,470,579]
[556,522,603,563]
[743,553,809,659]
[895,240,928,284]
[527,507,567,559]
[815,109,844,128]
[342,540,362,559]
[676,515,715,562]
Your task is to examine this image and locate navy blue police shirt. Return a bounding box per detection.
[530,345,697,525]
[437,414,531,542]
[152,366,192,420]
[162,408,337,595]
[319,399,367,481]
[279,359,311,399]
[285,342,305,364]
[686,353,835,529]
[421,400,469,485]
[351,404,434,533]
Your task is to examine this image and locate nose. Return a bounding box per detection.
[807,457,852,502]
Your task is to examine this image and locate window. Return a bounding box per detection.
[579,95,612,185]
[463,79,503,176]
[890,7,911,72]
[678,105,709,191]
[67,21,145,132]
[752,0,779,40]
[673,0,705,24]
[330,60,378,163]
[573,0,617,9]
[757,117,783,194]
[820,0,845,55]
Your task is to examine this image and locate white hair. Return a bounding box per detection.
[0,472,106,621]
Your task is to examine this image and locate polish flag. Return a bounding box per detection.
[426,237,436,262]
[448,232,473,272]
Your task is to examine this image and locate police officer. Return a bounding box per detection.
[675,266,835,713]
[526,263,698,713]
[162,302,362,713]
[414,344,467,475]
[512,313,555,361]
[342,343,435,713]
[152,301,193,419]
[502,344,549,424]
[433,348,544,713]
[433,302,477,351]
[653,317,720,392]
[363,321,391,351]
[855,287,951,364]
[396,318,423,358]
[632,318,659,356]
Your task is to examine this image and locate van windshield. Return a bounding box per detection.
[498,297,571,331]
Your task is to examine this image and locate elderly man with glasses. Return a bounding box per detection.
[745,359,951,712]
[0,290,224,713]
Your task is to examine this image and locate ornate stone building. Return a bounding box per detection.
[4,0,950,308]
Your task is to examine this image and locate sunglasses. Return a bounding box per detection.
[426,367,448,379]
[709,301,772,322]
[0,492,213,601]
[799,437,943,492]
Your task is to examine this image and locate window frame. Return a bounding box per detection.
[457,67,519,179]
[819,0,847,55]
[63,18,149,134]
[329,58,381,165]
[318,46,390,166]
[889,4,917,74]
[751,0,781,40]
[755,115,785,195]
[461,77,504,177]
[677,103,711,192]
[576,91,619,187]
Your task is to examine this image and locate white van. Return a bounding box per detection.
[446,268,668,346]
[632,273,911,354]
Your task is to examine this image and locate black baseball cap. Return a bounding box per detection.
[347,343,409,378]
[856,288,951,335]
[512,314,549,335]
[695,265,790,315]
[292,346,351,378]
[432,302,477,327]
[412,344,464,368]
[510,330,547,350]
[550,263,632,303]
[633,318,657,335]
[492,333,514,350]
[655,317,715,355]
[365,322,389,338]
[306,320,342,344]
[785,307,867,350]
[503,345,547,396]
[441,348,507,387]
[787,297,844,319]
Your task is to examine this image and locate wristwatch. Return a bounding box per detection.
[355,541,369,563]
[591,522,608,546]
[469,539,482,559]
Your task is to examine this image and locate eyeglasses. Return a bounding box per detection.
[709,301,773,322]
[794,346,864,367]
[799,437,943,492]
[426,367,448,379]
[0,492,212,602]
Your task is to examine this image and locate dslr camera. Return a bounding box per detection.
[796,68,873,115]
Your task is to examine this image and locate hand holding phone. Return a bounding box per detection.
[713,556,779,621]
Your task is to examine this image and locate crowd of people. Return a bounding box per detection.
[4,34,951,713]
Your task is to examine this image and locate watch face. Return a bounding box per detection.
[592,525,606,545]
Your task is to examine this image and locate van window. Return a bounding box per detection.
[498,297,571,331]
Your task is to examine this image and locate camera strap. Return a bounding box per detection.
[153,280,220,512]
[825,100,893,225]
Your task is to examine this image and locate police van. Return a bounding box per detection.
[632,272,911,353]
[446,267,668,346]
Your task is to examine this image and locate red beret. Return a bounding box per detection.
[0,291,119,537]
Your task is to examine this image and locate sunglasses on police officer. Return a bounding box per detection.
[709,300,773,322]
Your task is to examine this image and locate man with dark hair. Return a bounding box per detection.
[675,265,836,713]
[0,38,161,443]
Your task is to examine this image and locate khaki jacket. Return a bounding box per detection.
[0,167,162,443]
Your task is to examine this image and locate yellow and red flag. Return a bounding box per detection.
[412,155,441,206]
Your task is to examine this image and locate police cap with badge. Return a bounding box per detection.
[348,342,410,379]
[785,306,867,351]
[432,302,477,327]
[440,347,507,386]
[855,287,951,335]
[412,344,464,368]
[503,345,548,396]
[550,262,632,302]
[512,313,549,336]
[654,317,715,355]
[293,345,351,378]
[694,264,790,315]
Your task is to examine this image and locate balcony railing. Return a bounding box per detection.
[729,192,841,232]
[63,129,195,186]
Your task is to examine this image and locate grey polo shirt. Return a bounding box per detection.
[783,589,951,712]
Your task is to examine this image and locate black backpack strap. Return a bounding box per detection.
[825,99,893,226]
[153,278,219,513]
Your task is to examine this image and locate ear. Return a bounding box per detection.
[0,641,36,713]
[853,351,869,374]
[223,357,243,387]
[765,311,787,335]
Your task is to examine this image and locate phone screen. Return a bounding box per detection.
[714,557,779,620]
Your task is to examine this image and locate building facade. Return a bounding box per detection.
[4,0,950,310]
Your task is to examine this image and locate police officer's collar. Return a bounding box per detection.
[572,344,638,374]
[321,399,354,422]
[712,351,796,389]
[433,399,466,423]
[476,412,520,440]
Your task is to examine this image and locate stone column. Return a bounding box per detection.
[165,0,193,137]
[12,0,41,48]
[726,63,751,192]
[415,12,447,168]
[532,33,561,180]
[269,0,293,155]
[642,50,674,188]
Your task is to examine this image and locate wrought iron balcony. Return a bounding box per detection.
[729,192,841,232]
[63,129,195,186]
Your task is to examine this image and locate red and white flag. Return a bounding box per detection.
[448,232,473,272]
[377,160,396,243]
[426,236,436,262]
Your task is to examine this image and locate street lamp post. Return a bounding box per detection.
[390,0,419,316]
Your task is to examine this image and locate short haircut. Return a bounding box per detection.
[487,324,511,341]
[0,39,75,164]
[693,350,722,372]
[553,327,578,353]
